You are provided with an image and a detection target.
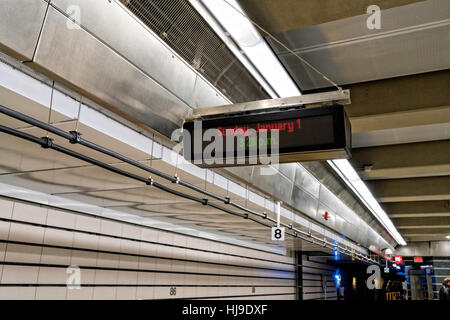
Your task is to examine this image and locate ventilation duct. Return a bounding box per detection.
[121,0,269,103]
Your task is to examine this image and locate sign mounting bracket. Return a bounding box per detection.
[189,90,351,120]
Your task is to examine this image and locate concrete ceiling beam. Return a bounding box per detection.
[344,70,450,118]
[383,200,450,218]
[394,216,450,228]
[367,176,450,202]
[350,105,450,134]
[349,140,450,180]
[239,0,424,34]
[401,233,450,241]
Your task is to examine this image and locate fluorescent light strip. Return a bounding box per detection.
[192,0,405,247]
[328,159,406,246]
[188,0,277,97]
[192,0,301,98]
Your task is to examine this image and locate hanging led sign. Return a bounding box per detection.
[182,105,351,168]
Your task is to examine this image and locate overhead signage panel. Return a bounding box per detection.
[183,105,351,168]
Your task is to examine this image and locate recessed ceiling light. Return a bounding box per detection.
[446,235,450,239]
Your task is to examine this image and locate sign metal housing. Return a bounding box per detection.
[183,104,352,167]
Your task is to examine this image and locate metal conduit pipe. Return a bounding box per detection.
[0,125,206,205]
[229,201,268,219]
[0,105,280,222]
[0,105,177,182]
[178,180,225,203]
[0,118,376,263]
[0,125,376,264]
[0,104,303,225]
[0,105,377,263]
[0,125,272,231]
[278,219,374,262]
[280,226,368,262]
[0,105,74,140]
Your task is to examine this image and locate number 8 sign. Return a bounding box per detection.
[271,227,285,241]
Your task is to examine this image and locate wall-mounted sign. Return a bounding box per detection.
[394,256,403,264]
[183,105,351,168]
[414,256,423,263]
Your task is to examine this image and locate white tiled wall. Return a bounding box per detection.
[301,254,337,300]
[0,197,295,300]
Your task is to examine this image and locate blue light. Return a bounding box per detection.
[334,269,341,284]
[333,240,339,260]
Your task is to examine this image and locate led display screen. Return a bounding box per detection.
[183,104,351,167]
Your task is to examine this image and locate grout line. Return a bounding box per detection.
[0,238,293,273]
[0,215,293,266]
[0,261,295,281]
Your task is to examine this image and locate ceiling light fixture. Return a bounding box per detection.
[190,0,301,98]
[328,159,406,246]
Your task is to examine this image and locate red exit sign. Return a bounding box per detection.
[394,256,403,264]
[414,256,423,263]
